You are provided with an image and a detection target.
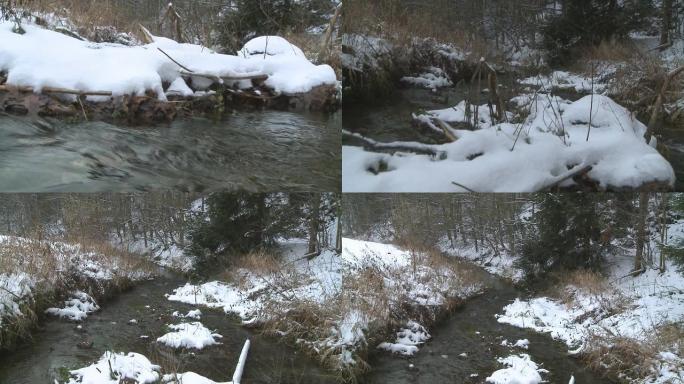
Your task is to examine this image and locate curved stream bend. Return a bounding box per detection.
[363,270,607,383]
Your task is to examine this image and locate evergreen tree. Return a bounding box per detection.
[519,193,602,278]
[542,0,650,65]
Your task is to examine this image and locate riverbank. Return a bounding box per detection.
[0,12,340,124]
[0,269,336,384]
[342,31,682,192]
[163,239,483,381]
[0,235,154,350]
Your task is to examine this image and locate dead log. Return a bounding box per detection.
[0,85,112,97]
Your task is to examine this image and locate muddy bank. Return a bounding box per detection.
[0,82,340,125]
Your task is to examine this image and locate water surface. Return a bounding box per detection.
[0,111,340,192]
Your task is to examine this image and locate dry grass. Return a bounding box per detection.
[552,269,611,298]
[343,0,482,57]
[584,324,684,382]
[576,39,640,69]
[22,0,141,36]
[584,335,657,381]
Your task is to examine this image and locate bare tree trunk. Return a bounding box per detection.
[634,192,648,273]
[661,0,673,49]
[308,194,322,258]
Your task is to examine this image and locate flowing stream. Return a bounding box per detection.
[0,111,340,192]
[362,268,608,383]
[0,271,337,384]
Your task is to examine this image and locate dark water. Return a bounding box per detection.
[0,111,340,192]
[0,272,337,384]
[362,270,608,384]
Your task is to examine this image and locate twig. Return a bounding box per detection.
[451,181,477,192]
[157,48,194,73]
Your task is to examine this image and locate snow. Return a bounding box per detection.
[0,20,336,100]
[520,70,610,94]
[0,272,34,326]
[401,67,452,90]
[343,94,674,192]
[501,339,529,350]
[173,309,202,319]
[377,320,431,356]
[116,238,194,272]
[66,352,161,384]
[166,77,194,97]
[162,372,230,384]
[45,291,99,321]
[156,322,222,350]
[238,36,305,58]
[486,354,548,384]
[439,239,525,282]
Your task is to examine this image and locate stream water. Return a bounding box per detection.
[0,110,340,192]
[343,83,684,190]
[0,271,337,384]
[362,269,608,384]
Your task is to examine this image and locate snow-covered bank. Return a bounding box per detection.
[496,253,684,383]
[439,239,525,283]
[0,235,152,348]
[116,238,194,273]
[166,238,482,379]
[343,94,675,192]
[0,20,337,99]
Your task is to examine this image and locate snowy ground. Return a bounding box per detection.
[115,238,194,273]
[166,238,481,376]
[0,17,337,100]
[438,238,525,283]
[343,93,674,192]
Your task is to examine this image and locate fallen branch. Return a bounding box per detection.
[433,118,457,142]
[451,181,477,192]
[343,130,441,156]
[0,85,112,97]
[179,70,269,82]
[542,164,593,191]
